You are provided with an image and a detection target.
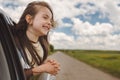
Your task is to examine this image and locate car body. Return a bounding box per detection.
[0,9,26,80]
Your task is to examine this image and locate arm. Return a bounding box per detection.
[23,59,60,80]
[18,49,60,78]
[32,61,60,76]
[24,68,33,79]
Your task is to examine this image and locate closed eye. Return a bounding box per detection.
[43,16,48,19]
[43,14,50,19]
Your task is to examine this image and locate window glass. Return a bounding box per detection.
[0,42,11,80]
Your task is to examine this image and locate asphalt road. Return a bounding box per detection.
[50,51,120,80]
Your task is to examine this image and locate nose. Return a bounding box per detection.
[49,20,52,25]
[47,20,52,27]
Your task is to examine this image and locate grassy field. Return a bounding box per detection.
[58,50,120,78]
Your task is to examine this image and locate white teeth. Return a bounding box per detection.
[43,26,49,30]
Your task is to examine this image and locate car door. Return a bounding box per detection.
[0,9,26,80]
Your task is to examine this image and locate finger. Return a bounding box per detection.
[57,67,61,71]
[54,64,60,68]
[54,67,60,73]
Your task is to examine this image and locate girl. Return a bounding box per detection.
[14,1,60,80]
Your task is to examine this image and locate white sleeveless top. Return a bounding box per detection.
[18,42,44,68]
[25,41,44,67]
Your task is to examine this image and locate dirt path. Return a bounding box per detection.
[50,51,120,80]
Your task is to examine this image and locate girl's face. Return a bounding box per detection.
[28,6,52,36]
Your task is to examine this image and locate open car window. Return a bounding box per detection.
[0,9,26,80]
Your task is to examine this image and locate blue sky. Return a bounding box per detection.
[0,0,120,50]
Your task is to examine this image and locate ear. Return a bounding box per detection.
[25,14,33,25]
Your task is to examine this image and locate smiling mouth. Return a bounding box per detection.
[43,26,49,30]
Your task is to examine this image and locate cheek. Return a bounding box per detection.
[33,19,42,28]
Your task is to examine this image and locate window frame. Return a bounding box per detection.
[0,9,26,80]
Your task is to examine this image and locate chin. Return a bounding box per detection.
[39,30,49,36]
[41,32,48,36]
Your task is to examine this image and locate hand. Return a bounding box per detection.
[46,59,60,75]
[32,61,60,75]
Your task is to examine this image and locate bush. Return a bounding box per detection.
[50,44,54,52]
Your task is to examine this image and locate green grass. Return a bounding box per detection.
[58,50,120,78]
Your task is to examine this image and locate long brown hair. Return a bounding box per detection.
[15,1,54,67]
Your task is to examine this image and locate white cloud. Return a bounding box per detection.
[71,18,113,36]
[50,17,120,50]
[49,31,120,50]
[49,32,76,49]
[70,18,120,50]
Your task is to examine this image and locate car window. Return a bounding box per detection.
[0,42,11,80]
[0,8,26,80]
